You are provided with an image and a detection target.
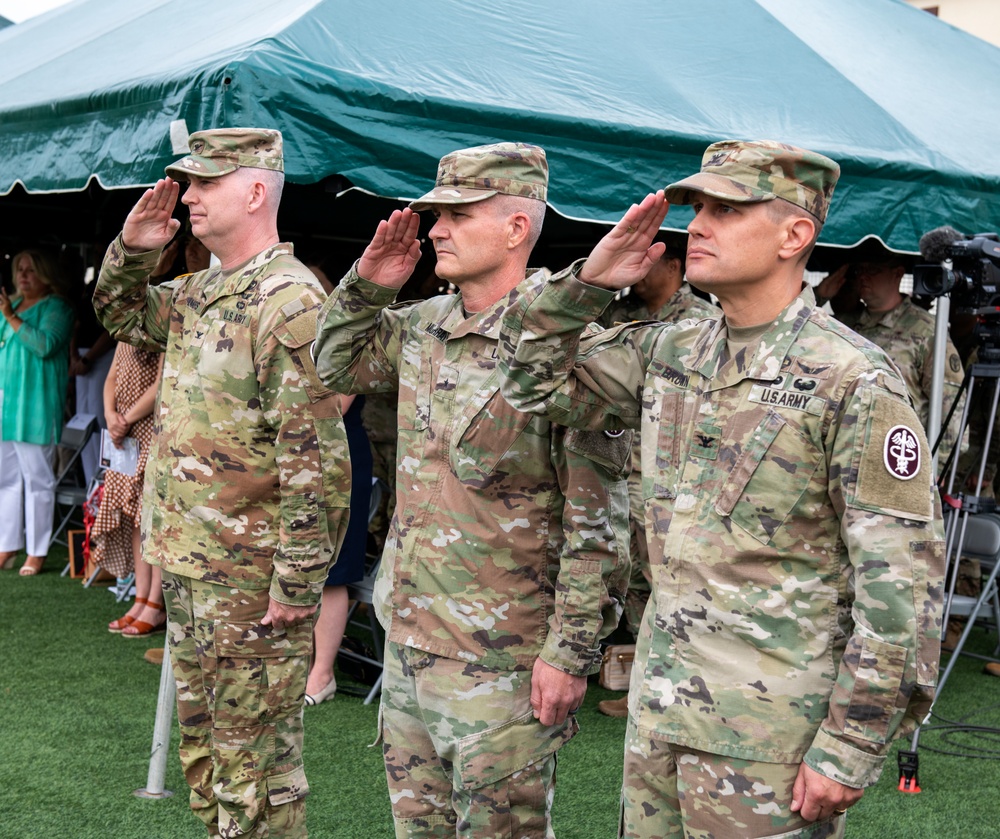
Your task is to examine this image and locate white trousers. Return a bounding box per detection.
[0,439,57,555]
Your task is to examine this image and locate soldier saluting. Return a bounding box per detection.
[94,128,351,838]
[499,140,945,838]
[314,142,630,837]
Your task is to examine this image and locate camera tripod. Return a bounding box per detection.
[900,360,1000,792]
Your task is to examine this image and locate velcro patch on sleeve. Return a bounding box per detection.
[274,310,317,349]
[855,393,933,521]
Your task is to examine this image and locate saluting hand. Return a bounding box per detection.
[122,178,182,253]
[815,264,850,300]
[579,191,670,291]
[357,208,423,289]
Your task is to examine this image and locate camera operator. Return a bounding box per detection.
[913,228,1000,675]
[828,256,965,464]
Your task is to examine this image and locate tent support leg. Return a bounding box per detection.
[135,636,175,800]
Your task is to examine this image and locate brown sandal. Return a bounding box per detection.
[122,601,166,638]
[108,597,147,633]
[19,555,46,576]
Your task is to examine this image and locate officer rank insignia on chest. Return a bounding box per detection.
[748,381,824,416]
[884,424,920,480]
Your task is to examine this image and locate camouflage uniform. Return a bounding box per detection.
[314,168,631,834]
[849,296,965,464]
[360,390,399,554]
[600,287,719,636]
[94,129,351,839]
[498,140,945,838]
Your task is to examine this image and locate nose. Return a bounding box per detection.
[181,185,195,205]
[687,207,706,238]
[428,217,447,242]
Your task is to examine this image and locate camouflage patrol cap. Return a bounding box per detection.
[410,142,548,210]
[664,139,840,223]
[165,128,284,181]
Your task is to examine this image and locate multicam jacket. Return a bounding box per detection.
[314,265,630,676]
[94,238,351,606]
[499,265,945,788]
[601,284,720,491]
[599,282,719,330]
[848,296,965,464]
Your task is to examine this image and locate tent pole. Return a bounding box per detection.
[134,636,175,800]
[927,295,951,479]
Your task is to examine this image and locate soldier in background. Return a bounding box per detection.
[597,240,720,718]
[499,140,944,837]
[94,128,351,838]
[314,143,630,837]
[821,255,966,464]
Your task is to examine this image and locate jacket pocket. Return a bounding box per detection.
[716,410,818,546]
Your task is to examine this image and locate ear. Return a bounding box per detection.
[247,179,268,214]
[507,212,531,250]
[778,216,816,263]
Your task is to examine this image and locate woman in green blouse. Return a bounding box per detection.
[0,249,75,575]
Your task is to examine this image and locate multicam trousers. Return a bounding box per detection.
[620,721,846,839]
[381,641,579,838]
[163,571,314,838]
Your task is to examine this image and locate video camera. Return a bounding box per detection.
[912,227,1000,363]
[912,229,1000,309]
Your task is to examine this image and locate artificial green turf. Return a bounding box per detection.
[2,549,999,838]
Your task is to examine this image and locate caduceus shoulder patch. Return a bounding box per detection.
[884,424,920,480]
[852,393,933,521]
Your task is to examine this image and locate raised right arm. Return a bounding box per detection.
[313,264,411,396]
[499,264,653,432]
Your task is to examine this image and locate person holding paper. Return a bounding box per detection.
[96,341,165,636]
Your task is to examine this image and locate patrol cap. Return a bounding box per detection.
[664,139,840,223]
[165,128,284,181]
[410,142,548,211]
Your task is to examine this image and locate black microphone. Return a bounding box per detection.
[919,225,965,262]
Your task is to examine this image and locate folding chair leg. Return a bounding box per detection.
[115,572,136,602]
[363,672,383,706]
[83,565,103,588]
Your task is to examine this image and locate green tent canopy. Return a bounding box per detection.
[1,0,998,251]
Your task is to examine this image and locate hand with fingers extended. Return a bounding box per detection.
[578,191,670,291]
[357,207,423,289]
[122,178,183,253]
[815,264,850,301]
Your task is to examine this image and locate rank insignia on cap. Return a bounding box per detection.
[884,424,920,480]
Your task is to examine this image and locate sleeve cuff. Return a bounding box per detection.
[268,576,324,608]
[549,258,620,319]
[343,260,404,306]
[540,630,604,677]
[111,233,163,268]
[803,728,886,789]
